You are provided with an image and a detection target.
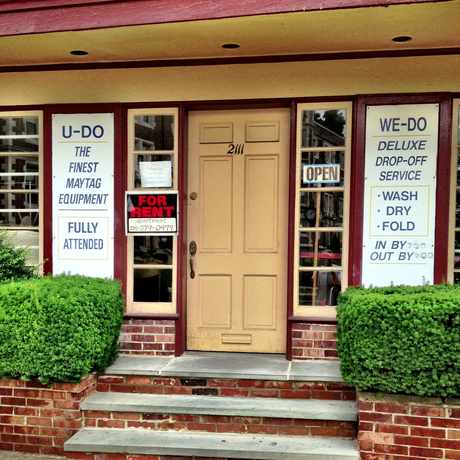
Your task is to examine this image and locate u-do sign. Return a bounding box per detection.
[302,164,341,184]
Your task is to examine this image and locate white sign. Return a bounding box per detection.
[302,164,341,184]
[52,113,114,278]
[139,160,172,187]
[362,104,438,287]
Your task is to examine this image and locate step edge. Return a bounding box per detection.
[81,393,357,421]
[64,428,360,459]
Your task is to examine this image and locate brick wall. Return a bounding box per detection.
[0,374,96,456]
[119,319,175,356]
[96,375,355,401]
[83,410,356,438]
[291,323,338,359]
[358,392,460,460]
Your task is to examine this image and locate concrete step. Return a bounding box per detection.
[65,428,360,459]
[105,353,344,382]
[82,391,357,421]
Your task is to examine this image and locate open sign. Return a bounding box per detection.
[302,164,341,184]
[126,191,178,235]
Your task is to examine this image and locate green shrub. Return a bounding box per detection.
[337,285,460,398]
[0,233,35,282]
[0,275,124,383]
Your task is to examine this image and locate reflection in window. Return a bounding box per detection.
[134,236,173,265]
[0,114,41,267]
[453,108,460,282]
[133,269,172,302]
[296,105,349,310]
[128,109,178,312]
[301,110,346,148]
[134,115,174,151]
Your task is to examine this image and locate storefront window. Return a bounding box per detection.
[294,103,351,316]
[127,109,178,314]
[0,113,42,267]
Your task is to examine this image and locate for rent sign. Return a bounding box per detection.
[361,104,439,287]
[126,191,178,235]
[52,113,114,278]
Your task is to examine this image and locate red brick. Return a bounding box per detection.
[374,402,408,414]
[410,426,446,438]
[360,412,393,423]
[1,397,26,406]
[375,423,408,435]
[394,435,429,447]
[374,443,408,455]
[432,417,460,428]
[409,446,443,458]
[446,450,460,460]
[394,415,428,426]
[410,405,445,417]
[430,438,460,449]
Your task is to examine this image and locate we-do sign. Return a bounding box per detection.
[362,104,439,287]
[52,113,114,278]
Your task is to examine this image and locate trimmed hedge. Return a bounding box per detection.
[337,285,460,398]
[0,275,124,383]
[0,233,35,282]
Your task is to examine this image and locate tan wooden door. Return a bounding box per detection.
[187,109,289,353]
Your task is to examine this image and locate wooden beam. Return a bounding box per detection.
[0,0,449,37]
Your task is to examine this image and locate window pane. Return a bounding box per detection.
[301,110,346,148]
[134,115,174,151]
[134,154,173,188]
[133,268,172,302]
[300,191,343,228]
[299,270,341,307]
[4,229,39,265]
[300,151,344,188]
[299,231,342,267]
[0,117,38,136]
[0,156,38,173]
[455,231,460,269]
[134,236,173,265]
[0,175,38,190]
[0,192,38,210]
[456,191,460,228]
[0,211,39,227]
[455,272,460,284]
[0,138,39,153]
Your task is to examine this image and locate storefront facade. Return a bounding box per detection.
[1,0,460,359]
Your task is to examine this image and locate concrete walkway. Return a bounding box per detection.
[106,351,344,381]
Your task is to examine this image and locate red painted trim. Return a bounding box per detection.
[0,0,445,37]
[175,105,188,356]
[348,97,366,286]
[350,93,453,286]
[113,107,127,293]
[43,108,53,275]
[434,97,453,283]
[286,101,297,361]
[288,316,338,324]
[3,47,460,73]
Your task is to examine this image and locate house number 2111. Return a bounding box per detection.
[227,143,245,155]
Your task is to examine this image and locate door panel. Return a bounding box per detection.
[187,109,289,353]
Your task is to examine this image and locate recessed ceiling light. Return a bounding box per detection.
[392,36,413,43]
[70,50,89,56]
[222,43,240,49]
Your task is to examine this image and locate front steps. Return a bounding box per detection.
[66,429,359,459]
[65,353,359,459]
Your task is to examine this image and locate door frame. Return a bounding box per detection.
[184,106,291,354]
[175,100,294,357]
